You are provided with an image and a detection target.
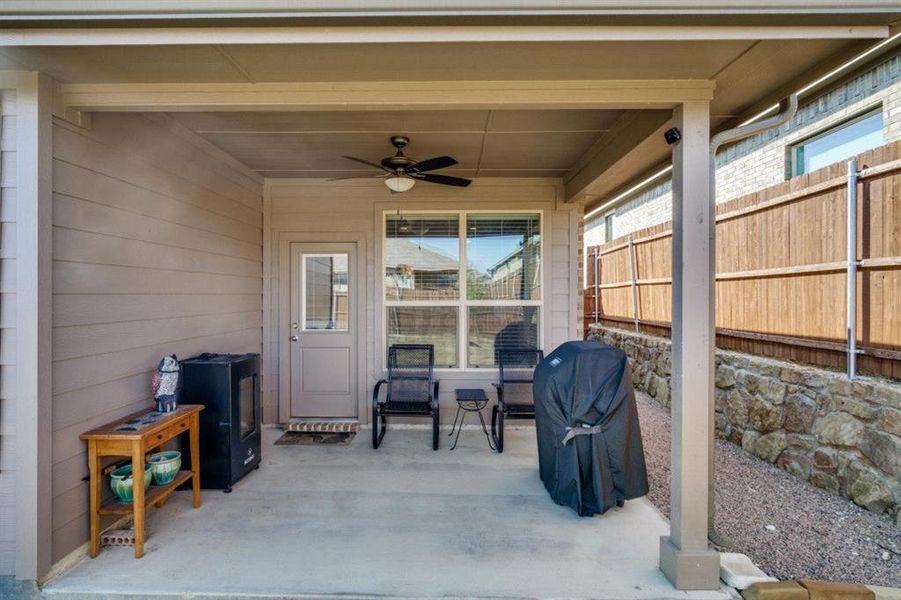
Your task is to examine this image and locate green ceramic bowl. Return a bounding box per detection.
[149,451,182,485]
[109,463,153,503]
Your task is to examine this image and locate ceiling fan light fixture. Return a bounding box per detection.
[344,136,470,189]
[385,175,416,193]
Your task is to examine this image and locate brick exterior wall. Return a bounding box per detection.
[585,53,901,243]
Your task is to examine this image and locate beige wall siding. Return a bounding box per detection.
[50,113,263,563]
[0,89,16,576]
[265,178,580,424]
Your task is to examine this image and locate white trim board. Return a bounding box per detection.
[0,25,888,46]
[57,80,717,113]
[1,0,900,19]
[13,70,54,581]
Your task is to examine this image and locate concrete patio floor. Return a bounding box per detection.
[43,426,736,600]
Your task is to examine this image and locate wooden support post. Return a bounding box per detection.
[627,236,640,332]
[659,101,720,590]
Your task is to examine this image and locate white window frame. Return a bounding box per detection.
[789,106,883,177]
[381,209,544,371]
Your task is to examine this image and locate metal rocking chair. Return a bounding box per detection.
[372,344,440,450]
[491,348,543,453]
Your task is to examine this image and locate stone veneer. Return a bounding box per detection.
[588,325,901,522]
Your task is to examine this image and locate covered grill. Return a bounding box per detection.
[533,340,649,517]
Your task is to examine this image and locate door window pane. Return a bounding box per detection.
[467,306,539,368]
[386,306,458,368]
[385,214,460,301]
[466,213,540,300]
[303,254,349,330]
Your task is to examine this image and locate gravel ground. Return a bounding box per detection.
[636,393,900,587]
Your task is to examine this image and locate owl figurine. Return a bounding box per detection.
[152,355,180,413]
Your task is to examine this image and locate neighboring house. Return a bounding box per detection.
[585,51,901,247]
[0,2,900,594]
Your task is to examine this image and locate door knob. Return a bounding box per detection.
[290,335,299,342]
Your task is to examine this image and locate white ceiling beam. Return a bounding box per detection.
[58,80,717,112]
[0,25,890,46]
[3,0,901,19]
[564,111,672,202]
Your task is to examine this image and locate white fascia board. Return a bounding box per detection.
[58,80,717,112]
[0,25,890,46]
[1,1,901,20]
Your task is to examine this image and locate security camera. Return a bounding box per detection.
[664,128,681,145]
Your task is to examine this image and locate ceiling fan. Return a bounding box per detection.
[339,135,472,192]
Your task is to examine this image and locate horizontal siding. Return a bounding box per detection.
[0,88,15,577]
[50,114,263,565]
[266,179,578,424]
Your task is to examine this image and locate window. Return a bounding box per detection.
[604,212,615,242]
[384,211,541,369]
[303,254,349,331]
[791,109,883,177]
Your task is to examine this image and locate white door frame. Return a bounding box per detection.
[277,231,368,424]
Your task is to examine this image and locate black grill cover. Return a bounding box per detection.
[533,341,648,516]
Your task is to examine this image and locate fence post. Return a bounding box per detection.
[627,236,640,332]
[593,249,600,323]
[847,159,858,379]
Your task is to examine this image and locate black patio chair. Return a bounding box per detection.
[491,348,543,453]
[372,344,440,450]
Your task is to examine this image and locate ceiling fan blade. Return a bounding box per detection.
[326,174,388,181]
[411,173,472,187]
[342,155,394,173]
[406,155,458,174]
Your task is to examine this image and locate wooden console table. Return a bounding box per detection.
[80,405,203,558]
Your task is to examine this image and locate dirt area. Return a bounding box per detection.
[636,393,900,587]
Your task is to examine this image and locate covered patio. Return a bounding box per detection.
[2,3,899,595]
[42,428,733,600]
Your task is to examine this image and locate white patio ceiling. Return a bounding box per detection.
[165,108,631,178]
[2,30,899,204]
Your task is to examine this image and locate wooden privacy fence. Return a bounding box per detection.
[585,140,901,379]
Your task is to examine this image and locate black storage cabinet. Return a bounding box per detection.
[180,353,261,491]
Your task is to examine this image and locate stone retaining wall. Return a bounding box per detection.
[588,325,901,522]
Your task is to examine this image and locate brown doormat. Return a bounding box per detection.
[274,431,356,446]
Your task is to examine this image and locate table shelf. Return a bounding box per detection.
[81,405,203,559]
[99,470,193,516]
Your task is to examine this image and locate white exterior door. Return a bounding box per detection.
[289,242,358,418]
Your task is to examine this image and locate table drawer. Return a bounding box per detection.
[145,417,191,450]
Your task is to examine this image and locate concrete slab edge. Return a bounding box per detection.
[39,593,737,600]
[868,585,901,600]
